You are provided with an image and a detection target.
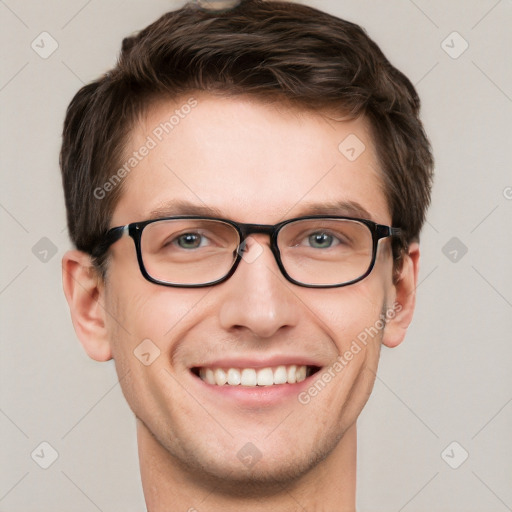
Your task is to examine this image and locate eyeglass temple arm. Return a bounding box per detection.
[376,224,402,239]
[91,225,129,258]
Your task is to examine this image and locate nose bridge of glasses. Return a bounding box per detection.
[236,223,281,267]
[238,223,277,248]
[239,223,275,237]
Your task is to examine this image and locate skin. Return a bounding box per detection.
[63,93,420,512]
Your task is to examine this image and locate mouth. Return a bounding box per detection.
[191,364,321,387]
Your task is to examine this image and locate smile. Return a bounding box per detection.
[193,364,320,387]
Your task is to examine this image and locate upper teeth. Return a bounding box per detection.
[198,365,309,386]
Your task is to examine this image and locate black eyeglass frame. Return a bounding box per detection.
[91,215,402,289]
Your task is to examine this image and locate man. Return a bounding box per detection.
[60,0,433,510]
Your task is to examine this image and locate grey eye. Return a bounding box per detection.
[176,233,203,249]
[308,232,334,249]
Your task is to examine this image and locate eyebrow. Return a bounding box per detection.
[148,201,223,219]
[292,200,374,220]
[147,199,373,222]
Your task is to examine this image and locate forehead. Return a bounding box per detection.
[111,93,390,226]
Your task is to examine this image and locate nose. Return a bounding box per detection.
[218,236,300,338]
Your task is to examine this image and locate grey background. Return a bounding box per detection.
[1,0,511,510]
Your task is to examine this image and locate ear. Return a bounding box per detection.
[62,250,112,361]
[382,242,420,348]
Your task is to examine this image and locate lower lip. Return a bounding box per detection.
[189,370,320,408]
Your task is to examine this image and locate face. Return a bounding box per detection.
[94,94,409,487]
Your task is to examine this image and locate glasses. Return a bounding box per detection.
[92,216,402,288]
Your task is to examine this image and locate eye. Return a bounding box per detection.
[306,232,339,249]
[174,232,208,249]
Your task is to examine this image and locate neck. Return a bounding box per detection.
[138,419,357,512]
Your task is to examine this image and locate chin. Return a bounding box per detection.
[162,429,341,494]
[187,455,320,496]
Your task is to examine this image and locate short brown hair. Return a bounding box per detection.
[60,0,433,272]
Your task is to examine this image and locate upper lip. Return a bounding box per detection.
[190,355,324,369]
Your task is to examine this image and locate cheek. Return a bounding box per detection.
[102,284,179,417]
[106,260,206,344]
[296,286,386,437]
[305,281,387,350]
[104,279,210,384]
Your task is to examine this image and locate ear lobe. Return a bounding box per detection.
[382,242,420,348]
[62,250,112,362]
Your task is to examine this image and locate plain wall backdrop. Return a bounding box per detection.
[1,1,511,511]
